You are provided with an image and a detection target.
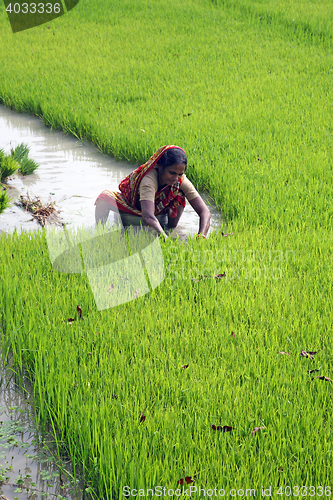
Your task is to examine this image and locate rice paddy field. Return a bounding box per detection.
[0,0,333,498]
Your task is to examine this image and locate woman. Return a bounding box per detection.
[94,145,211,239]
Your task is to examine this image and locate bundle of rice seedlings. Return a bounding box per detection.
[15,192,64,227]
[0,149,6,183]
[0,187,11,214]
[10,142,39,176]
[19,156,39,176]
[0,153,19,182]
[10,142,30,163]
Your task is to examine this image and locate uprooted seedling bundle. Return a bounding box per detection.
[15,192,64,227]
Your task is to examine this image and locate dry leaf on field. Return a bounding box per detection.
[67,318,75,324]
[211,425,234,432]
[279,352,291,355]
[191,274,204,283]
[177,477,194,485]
[311,376,333,382]
[181,364,189,369]
[77,305,82,318]
[214,273,226,279]
[251,426,265,435]
[107,284,114,294]
[300,350,317,359]
[140,413,146,423]
[191,273,226,283]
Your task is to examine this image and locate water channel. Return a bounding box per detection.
[0,105,223,237]
[0,365,81,500]
[0,103,224,499]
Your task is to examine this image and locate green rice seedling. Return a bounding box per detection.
[0,149,6,187]
[10,142,30,163]
[0,154,19,182]
[18,156,39,175]
[1,224,333,497]
[9,142,39,175]
[207,0,333,48]
[0,187,11,213]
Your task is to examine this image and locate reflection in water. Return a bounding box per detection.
[0,105,224,237]
[0,367,81,499]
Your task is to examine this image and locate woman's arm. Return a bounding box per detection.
[141,200,169,238]
[188,195,211,236]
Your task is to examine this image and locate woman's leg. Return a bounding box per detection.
[95,199,111,224]
[167,204,184,229]
[120,212,167,228]
[120,212,145,227]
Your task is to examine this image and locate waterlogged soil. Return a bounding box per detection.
[0,105,223,238]
[0,368,81,500]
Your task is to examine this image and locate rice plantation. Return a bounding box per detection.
[0,0,332,498]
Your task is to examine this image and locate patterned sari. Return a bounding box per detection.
[95,145,187,218]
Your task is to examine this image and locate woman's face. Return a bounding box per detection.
[158,162,186,186]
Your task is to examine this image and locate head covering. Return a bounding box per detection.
[95,145,187,218]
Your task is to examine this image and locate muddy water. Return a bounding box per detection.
[0,104,223,238]
[0,366,81,500]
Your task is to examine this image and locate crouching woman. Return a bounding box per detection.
[94,145,211,239]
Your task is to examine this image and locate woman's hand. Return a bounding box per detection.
[189,196,211,237]
[141,200,168,237]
